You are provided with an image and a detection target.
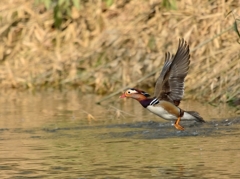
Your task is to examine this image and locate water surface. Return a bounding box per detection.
[0,90,239,178]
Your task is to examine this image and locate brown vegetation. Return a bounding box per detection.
[0,0,239,104]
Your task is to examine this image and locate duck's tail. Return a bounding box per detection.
[185,111,205,123]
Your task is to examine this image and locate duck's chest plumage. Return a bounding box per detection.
[140,98,180,120]
[147,105,178,120]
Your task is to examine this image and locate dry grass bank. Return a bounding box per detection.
[0,0,239,104]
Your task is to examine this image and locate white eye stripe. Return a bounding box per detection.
[127,89,138,94]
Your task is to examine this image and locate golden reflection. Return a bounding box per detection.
[0,90,239,178]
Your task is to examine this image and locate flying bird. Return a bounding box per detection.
[120,39,205,130]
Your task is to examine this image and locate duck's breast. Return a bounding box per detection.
[146,105,178,120]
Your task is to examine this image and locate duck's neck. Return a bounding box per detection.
[138,98,155,108]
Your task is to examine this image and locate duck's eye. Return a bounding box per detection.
[127,91,131,94]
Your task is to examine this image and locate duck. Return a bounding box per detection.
[120,39,205,130]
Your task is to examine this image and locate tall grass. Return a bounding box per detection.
[0,0,239,104]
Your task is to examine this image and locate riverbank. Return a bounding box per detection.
[0,0,239,104]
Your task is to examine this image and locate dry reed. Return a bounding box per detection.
[0,0,239,104]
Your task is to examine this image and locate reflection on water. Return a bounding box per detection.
[0,90,239,178]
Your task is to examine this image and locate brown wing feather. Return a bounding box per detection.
[153,39,190,105]
[153,52,174,97]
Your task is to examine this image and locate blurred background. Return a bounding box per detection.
[1,1,240,178]
[0,0,239,104]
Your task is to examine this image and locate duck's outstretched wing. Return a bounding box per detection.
[153,39,190,106]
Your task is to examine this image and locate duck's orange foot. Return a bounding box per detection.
[174,123,184,130]
[174,117,184,130]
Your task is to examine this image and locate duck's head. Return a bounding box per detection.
[120,88,150,101]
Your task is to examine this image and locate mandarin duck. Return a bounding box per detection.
[120,39,205,130]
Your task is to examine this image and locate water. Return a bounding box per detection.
[0,90,239,178]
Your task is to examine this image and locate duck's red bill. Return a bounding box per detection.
[119,94,126,98]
